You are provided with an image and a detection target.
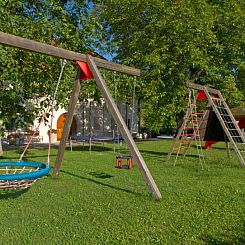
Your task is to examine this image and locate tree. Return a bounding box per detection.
[92,0,245,131]
[0,0,102,129]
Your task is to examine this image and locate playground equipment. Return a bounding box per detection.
[112,74,137,169]
[0,59,67,189]
[0,161,50,189]
[0,31,161,200]
[168,87,206,168]
[168,83,245,166]
[116,155,133,169]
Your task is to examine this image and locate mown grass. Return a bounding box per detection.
[0,140,244,245]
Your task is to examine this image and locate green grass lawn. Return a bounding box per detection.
[0,140,244,245]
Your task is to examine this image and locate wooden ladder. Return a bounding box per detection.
[167,89,206,168]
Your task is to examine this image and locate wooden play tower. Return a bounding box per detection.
[168,83,245,166]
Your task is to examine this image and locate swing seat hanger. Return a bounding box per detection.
[76,54,94,80]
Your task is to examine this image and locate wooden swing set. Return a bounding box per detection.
[0,31,161,200]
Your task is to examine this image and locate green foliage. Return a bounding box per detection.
[0,0,101,128]
[92,0,245,130]
[0,141,244,244]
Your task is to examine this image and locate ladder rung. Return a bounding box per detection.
[212,97,222,100]
[186,120,201,123]
[191,112,204,115]
[177,140,192,144]
[184,126,198,130]
[174,147,189,151]
[180,134,194,137]
[198,106,211,109]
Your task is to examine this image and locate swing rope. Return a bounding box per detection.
[130,77,136,135]
[112,71,121,153]
[0,60,67,190]
[47,59,67,164]
[19,106,50,162]
[19,59,67,164]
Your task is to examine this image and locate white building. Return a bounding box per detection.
[34,99,138,143]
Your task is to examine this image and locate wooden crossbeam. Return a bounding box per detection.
[188,82,219,94]
[0,31,140,76]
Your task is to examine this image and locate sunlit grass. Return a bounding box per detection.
[0,140,244,244]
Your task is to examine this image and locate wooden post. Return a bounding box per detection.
[224,132,231,158]
[86,55,162,200]
[53,67,81,176]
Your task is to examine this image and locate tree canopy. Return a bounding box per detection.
[0,0,245,133]
[92,0,245,130]
[0,0,101,129]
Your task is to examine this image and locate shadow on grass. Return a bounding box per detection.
[188,144,227,151]
[206,146,228,151]
[201,235,245,245]
[60,169,143,197]
[89,171,114,179]
[0,188,29,199]
[201,223,245,245]
[140,149,202,160]
[140,149,167,157]
[2,143,52,151]
[0,156,20,160]
[174,153,202,159]
[23,154,56,160]
[0,154,56,161]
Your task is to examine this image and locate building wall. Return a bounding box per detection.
[35,107,67,143]
[74,99,138,139]
[38,99,138,143]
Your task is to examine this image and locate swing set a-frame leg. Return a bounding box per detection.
[86,55,161,200]
[53,67,81,177]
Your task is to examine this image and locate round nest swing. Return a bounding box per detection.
[0,161,51,190]
[0,59,67,191]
